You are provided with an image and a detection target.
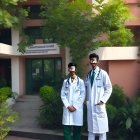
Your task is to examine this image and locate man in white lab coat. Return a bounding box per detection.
[85,53,112,140]
[61,62,86,140]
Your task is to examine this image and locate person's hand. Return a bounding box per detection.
[68,106,76,112]
[95,101,104,106]
[72,106,76,111]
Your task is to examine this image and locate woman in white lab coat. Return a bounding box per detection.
[61,62,85,140]
[86,53,112,140]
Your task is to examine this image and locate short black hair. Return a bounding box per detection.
[68,62,77,68]
[89,53,99,61]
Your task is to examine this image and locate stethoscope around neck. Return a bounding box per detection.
[65,76,80,88]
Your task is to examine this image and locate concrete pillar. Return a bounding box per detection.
[11,56,20,95]
[11,28,20,55]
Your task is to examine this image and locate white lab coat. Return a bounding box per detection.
[61,76,86,126]
[85,66,112,133]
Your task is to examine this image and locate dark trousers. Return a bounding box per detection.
[63,125,82,140]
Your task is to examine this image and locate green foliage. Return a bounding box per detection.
[0,0,28,29]
[100,28,134,47]
[106,104,117,126]
[38,85,63,129]
[39,0,133,76]
[40,85,54,100]
[0,0,30,55]
[108,84,126,108]
[0,78,7,88]
[0,103,18,140]
[0,87,18,140]
[107,85,140,140]
[15,0,134,75]
[126,117,132,129]
[0,87,12,103]
[54,72,67,91]
[18,32,32,53]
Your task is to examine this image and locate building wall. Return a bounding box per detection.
[82,46,140,97]
[109,60,140,98]
[126,4,140,26]
[1,0,140,97]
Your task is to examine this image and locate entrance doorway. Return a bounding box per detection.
[26,58,62,94]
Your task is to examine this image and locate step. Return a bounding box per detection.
[9,130,88,140]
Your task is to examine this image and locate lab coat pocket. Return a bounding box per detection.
[96,79,103,87]
[95,105,106,118]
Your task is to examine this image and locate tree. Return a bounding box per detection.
[40,0,133,76]
[0,0,28,29]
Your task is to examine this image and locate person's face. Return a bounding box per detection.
[90,57,98,69]
[68,66,76,76]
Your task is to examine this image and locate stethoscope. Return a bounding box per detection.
[65,76,80,88]
[65,76,80,95]
[87,68,101,80]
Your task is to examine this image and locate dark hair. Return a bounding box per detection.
[68,62,77,68]
[89,53,99,61]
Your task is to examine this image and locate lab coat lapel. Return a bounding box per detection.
[91,67,100,105]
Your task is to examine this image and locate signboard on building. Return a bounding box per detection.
[24,43,60,55]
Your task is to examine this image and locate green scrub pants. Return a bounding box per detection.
[63,125,82,140]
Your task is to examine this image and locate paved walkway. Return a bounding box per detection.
[10,95,42,131]
[8,95,87,140]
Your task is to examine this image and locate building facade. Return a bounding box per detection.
[0,0,139,98]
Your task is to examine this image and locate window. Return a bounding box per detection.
[24,5,41,19]
[24,27,56,44]
[0,29,11,45]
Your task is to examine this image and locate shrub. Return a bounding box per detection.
[40,85,54,101]
[108,84,126,108]
[0,87,12,103]
[0,87,18,139]
[38,85,63,129]
[107,85,140,140]
[0,103,19,140]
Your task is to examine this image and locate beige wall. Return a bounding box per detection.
[90,47,139,60]
[109,60,140,98]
